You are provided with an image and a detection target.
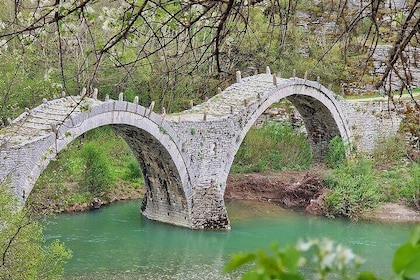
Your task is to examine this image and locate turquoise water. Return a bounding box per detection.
[44,200,417,279]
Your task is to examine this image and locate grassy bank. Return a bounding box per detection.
[29,126,144,212]
[232,120,420,220]
[232,121,313,173]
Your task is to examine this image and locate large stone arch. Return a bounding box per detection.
[0,98,193,228]
[220,78,351,189]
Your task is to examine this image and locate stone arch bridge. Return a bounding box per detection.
[0,69,399,229]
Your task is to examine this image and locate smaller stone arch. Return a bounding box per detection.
[234,78,351,163]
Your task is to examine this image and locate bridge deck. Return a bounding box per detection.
[0,96,103,147]
[167,74,281,121]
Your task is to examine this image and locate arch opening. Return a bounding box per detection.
[226,82,350,178]
[28,124,190,227]
[29,126,143,211]
[286,94,343,160]
[224,82,350,216]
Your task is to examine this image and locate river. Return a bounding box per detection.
[44,199,416,279]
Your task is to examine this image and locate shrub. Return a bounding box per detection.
[0,185,72,279]
[125,157,143,182]
[323,156,382,220]
[324,136,346,168]
[399,163,420,209]
[81,143,112,196]
[373,134,407,165]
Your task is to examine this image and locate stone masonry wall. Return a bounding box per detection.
[0,134,56,200]
[337,97,403,152]
[167,117,240,229]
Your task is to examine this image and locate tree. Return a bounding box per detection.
[0,184,72,279]
[0,0,418,123]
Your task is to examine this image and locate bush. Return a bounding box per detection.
[125,157,143,182]
[324,136,346,168]
[232,121,312,173]
[399,163,420,209]
[373,134,407,165]
[81,143,112,196]
[0,185,72,279]
[323,156,382,220]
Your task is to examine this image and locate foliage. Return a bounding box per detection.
[398,163,420,210]
[393,226,420,278]
[124,158,143,183]
[323,156,382,220]
[0,0,417,126]
[81,142,112,196]
[232,121,312,173]
[400,105,420,158]
[373,134,407,165]
[0,185,72,279]
[225,243,304,280]
[31,126,143,209]
[324,136,346,168]
[65,192,91,206]
[225,226,420,280]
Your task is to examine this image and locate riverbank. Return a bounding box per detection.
[225,170,420,223]
[52,168,420,224]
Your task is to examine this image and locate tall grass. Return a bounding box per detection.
[232,121,312,173]
[399,163,420,209]
[81,142,112,196]
[324,136,346,168]
[373,135,407,165]
[323,156,382,220]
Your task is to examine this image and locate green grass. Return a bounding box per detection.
[323,133,420,219]
[231,121,313,173]
[323,156,382,220]
[30,126,143,210]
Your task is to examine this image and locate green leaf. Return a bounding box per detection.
[224,253,256,273]
[242,271,262,280]
[279,245,302,272]
[357,271,378,280]
[278,272,305,280]
[392,243,420,276]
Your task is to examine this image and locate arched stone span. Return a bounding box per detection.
[235,78,351,163]
[0,97,193,228]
